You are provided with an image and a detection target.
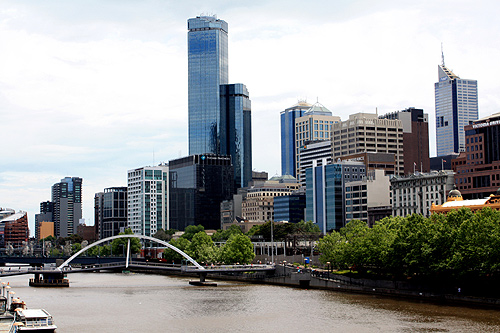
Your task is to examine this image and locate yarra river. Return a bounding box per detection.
[4,272,500,332]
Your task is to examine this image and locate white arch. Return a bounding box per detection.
[57,234,204,271]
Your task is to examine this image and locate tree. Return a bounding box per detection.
[111,229,141,255]
[163,237,191,263]
[187,231,216,263]
[220,234,255,264]
[212,225,243,242]
[182,225,205,241]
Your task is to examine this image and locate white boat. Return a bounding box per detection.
[13,309,57,332]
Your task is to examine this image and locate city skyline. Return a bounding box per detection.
[2,1,500,233]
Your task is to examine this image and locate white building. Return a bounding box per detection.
[344,169,391,224]
[298,140,332,186]
[127,164,169,236]
[390,170,455,217]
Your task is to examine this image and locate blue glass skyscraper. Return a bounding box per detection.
[280,101,311,177]
[220,83,252,188]
[435,58,478,156]
[188,16,252,190]
[188,16,229,155]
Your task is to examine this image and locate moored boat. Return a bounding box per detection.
[13,309,57,332]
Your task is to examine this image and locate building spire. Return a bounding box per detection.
[441,42,445,66]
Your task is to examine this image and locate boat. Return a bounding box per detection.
[13,308,57,332]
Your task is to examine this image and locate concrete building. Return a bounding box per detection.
[391,170,455,217]
[169,154,233,231]
[452,112,500,199]
[435,57,478,156]
[380,107,430,174]
[37,221,54,241]
[35,201,54,240]
[344,169,391,225]
[305,161,366,233]
[95,187,128,239]
[51,177,82,238]
[127,165,169,237]
[242,175,300,223]
[339,151,396,176]
[281,101,312,177]
[332,113,404,175]
[295,102,341,178]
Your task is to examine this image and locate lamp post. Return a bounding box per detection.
[270,221,274,265]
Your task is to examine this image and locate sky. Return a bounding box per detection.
[2,0,500,234]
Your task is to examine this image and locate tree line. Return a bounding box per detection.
[318,207,500,280]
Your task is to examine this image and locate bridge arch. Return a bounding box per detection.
[57,234,204,271]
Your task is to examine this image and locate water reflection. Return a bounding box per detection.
[3,273,500,332]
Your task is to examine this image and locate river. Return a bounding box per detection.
[3,272,500,332]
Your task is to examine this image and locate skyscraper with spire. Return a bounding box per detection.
[435,50,478,156]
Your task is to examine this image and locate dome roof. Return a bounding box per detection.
[448,189,462,197]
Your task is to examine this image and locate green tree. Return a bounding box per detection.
[318,231,347,269]
[187,231,215,263]
[162,237,191,263]
[220,234,255,264]
[212,225,243,242]
[182,225,205,241]
[111,229,141,255]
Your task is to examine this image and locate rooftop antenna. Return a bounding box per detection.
[376,107,378,115]
[441,42,445,66]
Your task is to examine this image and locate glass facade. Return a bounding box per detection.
[435,65,478,156]
[280,103,309,177]
[97,187,127,239]
[305,163,366,233]
[51,177,82,238]
[220,83,252,188]
[188,16,229,155]
[169,154,234,231]
[273,193,306,223]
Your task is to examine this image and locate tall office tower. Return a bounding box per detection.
[280,101,312,177]
[169,154,234,231]
[95,187,127,239]
[188,15,229,155]
[51,177,82,238]
[305,161,366,233]
[220,83,252,188]
[380,107,430,174]
[294,102,340,178]
[332,113,404,175]
[435,57,478,156]
[127,165,169,237]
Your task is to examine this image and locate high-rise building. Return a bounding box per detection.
[169,154,234,231]
[280,101,312,177]
[380,107,430,174]
[452,112,500,198]
[188,16,251,190]
[52,177,82,238]
[220,83,252,188]
[188,15,229,155]
[435,58,478,156]
[332,113,404,175]
[95,187,127,239]
[297,140,332,186]
[295,102,340,178]
[305,161,366,233]
[127,165,169,236]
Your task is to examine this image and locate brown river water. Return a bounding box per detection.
[3,272,500,332]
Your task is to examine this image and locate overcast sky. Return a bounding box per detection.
[2,0,500,233]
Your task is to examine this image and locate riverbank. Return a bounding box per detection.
[126,264,500,309]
